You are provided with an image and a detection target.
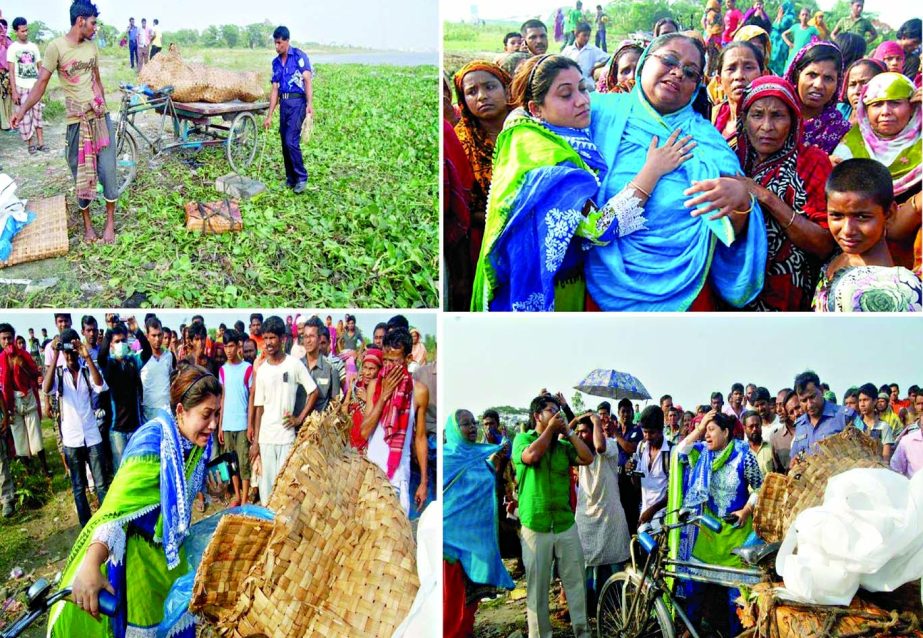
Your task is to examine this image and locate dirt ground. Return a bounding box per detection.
[474,558,588,638]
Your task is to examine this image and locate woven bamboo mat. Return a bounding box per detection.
[0,195,68,268]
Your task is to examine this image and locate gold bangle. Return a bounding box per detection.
[733,195,754,215]
[628,180,651,198]
[784,208,797,229]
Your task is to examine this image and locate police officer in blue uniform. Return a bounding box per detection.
[263,26,313,193]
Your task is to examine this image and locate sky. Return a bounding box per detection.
[443,314,923,417]
[1,310,437,342]
[5,0,438,52]
[442,0,912,33]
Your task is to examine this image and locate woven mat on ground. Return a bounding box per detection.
[0,195,68,268]
[741,582,923,638]
[753,428,888,543]
[191,405,419,637]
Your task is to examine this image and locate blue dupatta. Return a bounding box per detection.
[443,413,515,590]
[586,38,767,311]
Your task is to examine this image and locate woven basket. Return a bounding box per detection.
[747,582,923,638]
[184,200,243,234]
[754,428,888,543]
[191,406,418,637]
[139,48,264,104]
[0,195,68,268]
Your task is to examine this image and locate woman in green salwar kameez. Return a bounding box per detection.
[49,364,223,638]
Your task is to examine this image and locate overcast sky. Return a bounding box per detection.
[444,315,923,417]
[5,0,438,52]
[2,310,437,342]
[442,0,912,33]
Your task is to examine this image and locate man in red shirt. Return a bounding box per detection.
[0,323,49,476]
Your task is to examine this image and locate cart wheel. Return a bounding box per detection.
[115,127,139,195]
[226,111,258,175]
[597,571,675,638]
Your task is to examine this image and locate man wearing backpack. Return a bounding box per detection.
[42,328,109,527]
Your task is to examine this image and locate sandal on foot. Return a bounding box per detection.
[36,145,49,152]
[28,146,36,154]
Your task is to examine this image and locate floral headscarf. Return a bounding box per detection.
[785,41,850,152]
[854,72,921,195]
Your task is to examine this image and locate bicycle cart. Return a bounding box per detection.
[114,83,268,194]
[596,508,777,638]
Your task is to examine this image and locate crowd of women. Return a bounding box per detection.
[444,4,922,312]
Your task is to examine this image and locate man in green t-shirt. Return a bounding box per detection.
[512,394,593,638]
[831,0,877,45]
[11,0,120,244]
[563,1,584,49]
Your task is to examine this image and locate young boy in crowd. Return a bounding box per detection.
[217,329,253,506]
[814,158,922,312]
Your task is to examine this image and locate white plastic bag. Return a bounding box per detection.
[776,468,923,605]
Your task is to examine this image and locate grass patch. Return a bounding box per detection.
[2,47,438,308]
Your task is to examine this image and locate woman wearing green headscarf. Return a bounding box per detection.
[48,364,223,638]
[443,409,514,637]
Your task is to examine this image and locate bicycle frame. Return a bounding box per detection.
[623,511,766,638]
[116,84,181,154]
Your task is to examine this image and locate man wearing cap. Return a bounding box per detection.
[789,371,854,467]
[876,387,903,438]
[289,315,307,360]
[263,26,313,194]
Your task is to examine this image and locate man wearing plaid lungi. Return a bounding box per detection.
[7,17,46,153]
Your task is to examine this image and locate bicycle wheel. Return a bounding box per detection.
[597,571,675,638]
[115,127,139,195]
[226,111,258,175]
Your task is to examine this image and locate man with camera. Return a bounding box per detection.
[512,394,593,638]
[42,329,109,527]
[98,315,151,470]
[628,406,671,527]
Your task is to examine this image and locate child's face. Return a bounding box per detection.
[826,190,892,255]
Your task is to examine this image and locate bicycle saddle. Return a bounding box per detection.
[732,541,781,566]
[159,85,175,96]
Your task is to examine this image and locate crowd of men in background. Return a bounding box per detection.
[0,312,436,524]
[452,372,921,637]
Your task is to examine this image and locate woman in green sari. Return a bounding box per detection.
[49,363,222,638]
[674,410,763,636]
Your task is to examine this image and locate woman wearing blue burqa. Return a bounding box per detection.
[443,409,514,636]
[587,33,768,311]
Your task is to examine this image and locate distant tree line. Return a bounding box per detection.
[164,22,277,49]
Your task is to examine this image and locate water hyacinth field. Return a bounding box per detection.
[0,47,439,308]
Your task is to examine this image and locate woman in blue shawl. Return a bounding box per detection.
[443,409,514,636]
[473,54,698,311]
[587,33,767,311]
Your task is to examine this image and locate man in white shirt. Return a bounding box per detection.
[629,406,671,526]
[561,22,609,91]
[137,18,151,73]
[42,328,109,527]
[250,316,317,506]
[574,412,629,614]
[140,316,174,422]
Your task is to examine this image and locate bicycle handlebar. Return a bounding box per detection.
[0,586,118,638]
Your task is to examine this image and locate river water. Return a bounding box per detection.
[308,51,437,66]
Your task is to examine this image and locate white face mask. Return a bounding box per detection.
[112,341,130,359]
